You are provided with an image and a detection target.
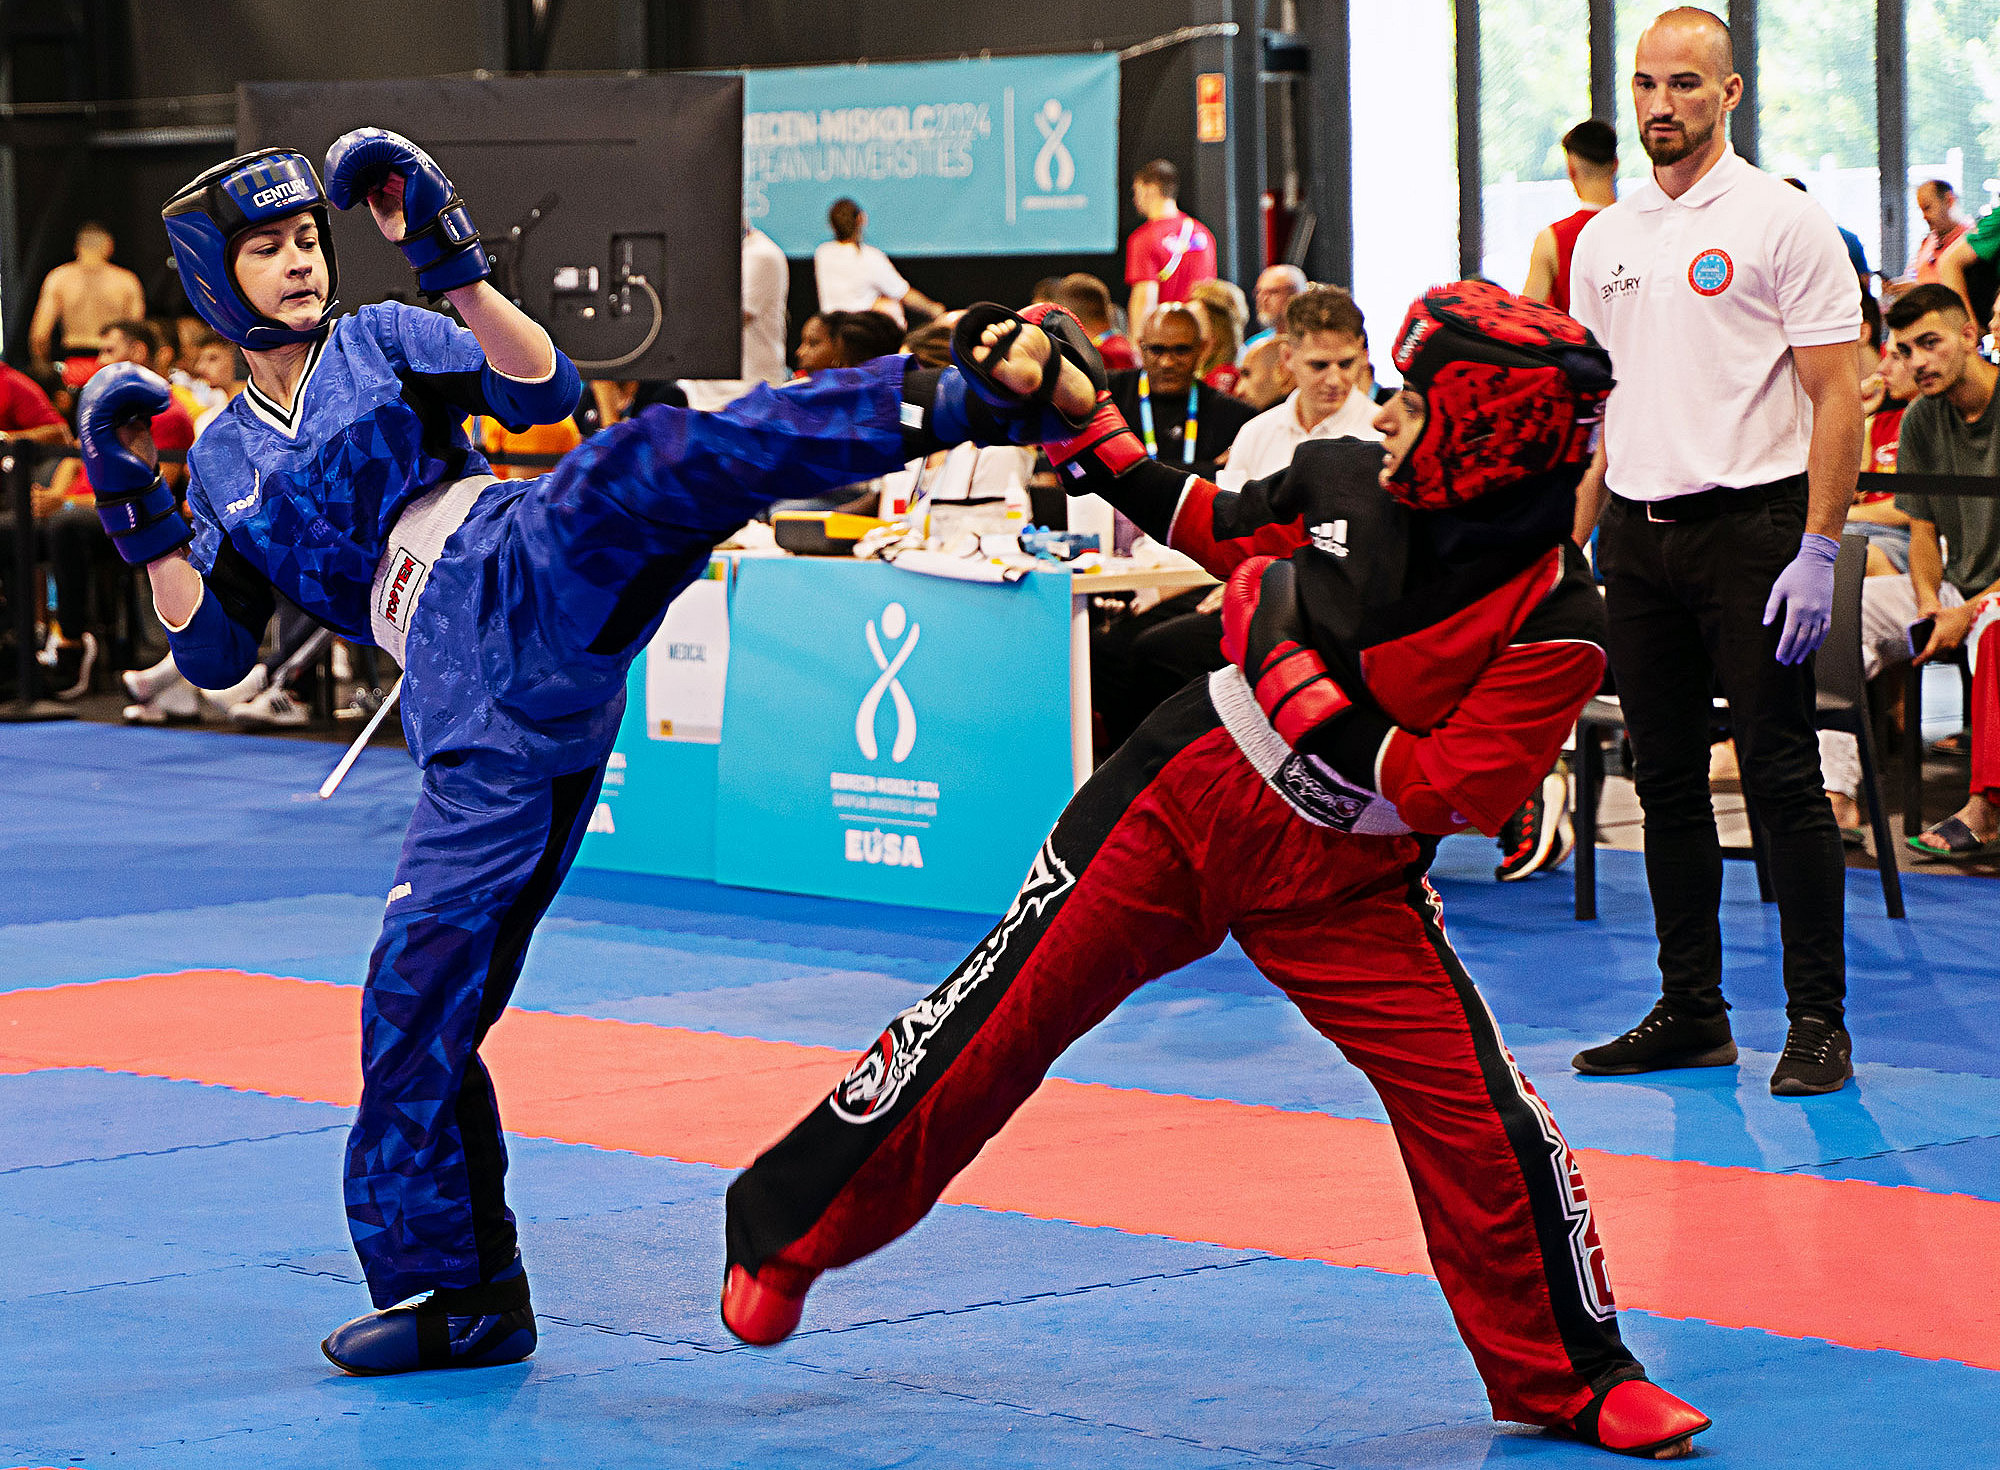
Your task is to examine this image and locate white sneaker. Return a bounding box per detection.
[123,654,183,704]
[229,684,310,728]
[199,664,268,719]
[51,632,98,701]
[123,676,202,725]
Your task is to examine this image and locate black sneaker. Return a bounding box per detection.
[1496,765,1573,881]
[1769,1015,1853,1097]
[1572,1001,1738,1075]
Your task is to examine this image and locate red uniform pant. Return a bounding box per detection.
[726,681,1640,1425]
[1972,601,1999,799]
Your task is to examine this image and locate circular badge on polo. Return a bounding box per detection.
[1688,248,1734,296]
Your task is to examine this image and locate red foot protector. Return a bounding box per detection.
[720,1259,820,1346]
[1569,1379,1711,1459]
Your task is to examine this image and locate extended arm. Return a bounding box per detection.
[1521,227,1559,304]
[1938,234,1980,319]
[326,128,579,424]
[28,273,62,367]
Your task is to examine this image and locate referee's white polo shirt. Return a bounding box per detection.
[1568,147,1860,504]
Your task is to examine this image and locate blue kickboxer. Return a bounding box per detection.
[80,132,1079,1376]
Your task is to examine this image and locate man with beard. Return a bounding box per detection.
[1568,7,1864,1095]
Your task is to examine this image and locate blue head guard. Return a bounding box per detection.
[163,150,340,349]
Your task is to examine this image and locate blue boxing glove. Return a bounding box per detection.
[325,127,489,297]
[77,364,191,567]
[1762,531,1840,665]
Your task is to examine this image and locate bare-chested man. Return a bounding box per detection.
[30,223,147,388]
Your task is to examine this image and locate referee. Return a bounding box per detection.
[1568,7,1863,1096]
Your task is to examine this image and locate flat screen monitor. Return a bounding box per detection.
[239,75,743,381]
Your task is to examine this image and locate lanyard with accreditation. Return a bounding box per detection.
[1137,371,1200,466]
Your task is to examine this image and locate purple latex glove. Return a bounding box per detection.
[1762,532,1840,664]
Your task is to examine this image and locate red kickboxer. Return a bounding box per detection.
[721,285,1711,1460]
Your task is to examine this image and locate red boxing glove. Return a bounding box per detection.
[1219,556,1358,748]
[1045,391,1149,494]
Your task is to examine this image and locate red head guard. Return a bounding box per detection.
[1385,280,1614,511]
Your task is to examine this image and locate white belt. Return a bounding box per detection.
[368,475,494,667]
[1208,664,1410,835]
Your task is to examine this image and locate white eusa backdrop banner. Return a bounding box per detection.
[742,53,1119,258]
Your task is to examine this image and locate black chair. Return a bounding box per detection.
[1574,534,1902,921]
[1817,535,1904,917]
[1572,695,1772,921]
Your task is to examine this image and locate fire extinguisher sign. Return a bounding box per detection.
[1196,72,1226,143]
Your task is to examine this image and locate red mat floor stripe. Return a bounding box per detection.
[4,970,1996,1367]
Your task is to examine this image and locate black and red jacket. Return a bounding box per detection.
[1082,438,1605,836]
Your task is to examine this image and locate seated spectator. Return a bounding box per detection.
[1049,273,1138,372]
[1107,304,1257,482]
[189,334,245,434]
[1850,334,1916,575]
[1245,264,1307,350]
[35,321,196,698]
[1884,179,1969,302]
[1217,285,1381,491]
[475,411,583,481]
[1189,279,1249,394]
[794,309,903,376]
[0,357,69,449]
[1097,286,1380,763]
[1235,336,1295,410]
[1820,284,2000,846]
[813,198,944,328]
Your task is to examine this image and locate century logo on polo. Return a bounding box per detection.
[857,601,919,763]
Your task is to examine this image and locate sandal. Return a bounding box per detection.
[1929,731,1973,757]
[1905,815,2000,862]
[1838,825,1866,849]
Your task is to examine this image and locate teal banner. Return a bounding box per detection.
[713,558,1075,913]
[742,53,1120,258]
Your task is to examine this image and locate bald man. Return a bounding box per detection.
[1245,264,1308,349]
[1569,6,1863,1097]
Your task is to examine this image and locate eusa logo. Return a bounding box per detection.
[1688,248,1733,296]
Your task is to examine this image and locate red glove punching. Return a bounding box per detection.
[1044,392,1149,494]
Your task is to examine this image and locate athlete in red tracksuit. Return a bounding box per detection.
[721,284,1712,1459]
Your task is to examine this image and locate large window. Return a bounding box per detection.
[1349,0,1457,378]
[1478,0,1593,291]
[1909,0,2000,255]
[1759,0,1880,267]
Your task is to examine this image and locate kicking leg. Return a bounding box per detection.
[721,683,1242,1342]
[326,749,603,1375]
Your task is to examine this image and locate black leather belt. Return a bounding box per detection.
[1616,473,1807,524]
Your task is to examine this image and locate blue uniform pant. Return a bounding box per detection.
[345,359,911,1307]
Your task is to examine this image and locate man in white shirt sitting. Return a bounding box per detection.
[813,198,944,329]
[1218,285,1382,491]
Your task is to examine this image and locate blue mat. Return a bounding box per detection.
[6,724,2000,1468]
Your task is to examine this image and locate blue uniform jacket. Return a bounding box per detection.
[169,302,580,690]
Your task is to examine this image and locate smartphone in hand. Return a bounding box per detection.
[1908,615,1936,659]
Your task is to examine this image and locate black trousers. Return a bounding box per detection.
[1598,483,1845,1024]
[1090,588,1225,756]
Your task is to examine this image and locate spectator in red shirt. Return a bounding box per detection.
[39,321,196,698]
[1124,159,1217,338]
[1050,272,1138,371]
[1521,120,1618,314]
[0,362,69,450]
